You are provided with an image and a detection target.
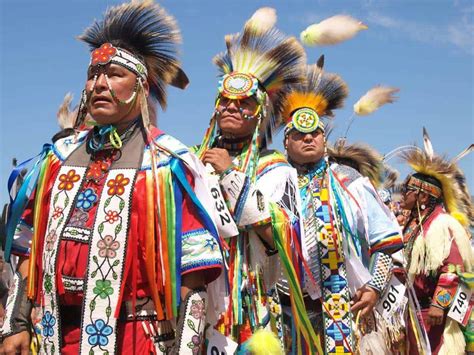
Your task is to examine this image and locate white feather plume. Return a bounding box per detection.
[246,7,277,34]
[422,127,434,160]
[353,85,399,116]
[300,14,368,46]
[454,144,474,162]
[57,93,76,129]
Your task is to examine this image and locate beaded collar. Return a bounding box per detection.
[214,135,252,154]
[292,158,327,177]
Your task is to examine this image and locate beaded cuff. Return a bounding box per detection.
[367,252,393,294]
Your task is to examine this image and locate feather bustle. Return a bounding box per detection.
[328,141,383,186]
[281,63,348,122]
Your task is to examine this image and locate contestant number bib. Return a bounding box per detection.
[376,275,407,318]
[207,171,239,238]
[448,283,472,326]
[206,328,238,355]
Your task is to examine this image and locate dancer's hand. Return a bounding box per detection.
[351,285,379,318]
[427,305,444,326]
[202,148,233,174]
[1,331,30,355]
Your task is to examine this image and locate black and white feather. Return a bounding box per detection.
[79,0,187,109]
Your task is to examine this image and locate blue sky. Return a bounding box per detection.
[1,0,473,204]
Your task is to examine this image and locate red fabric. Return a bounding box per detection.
[413,237,464,307]
[18,145,220,302]
[55,153,221,306]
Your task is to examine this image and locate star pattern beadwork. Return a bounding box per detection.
[292,107,320,133]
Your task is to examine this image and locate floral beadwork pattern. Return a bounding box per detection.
[86,160,110,182]
[106,173,130,196]
[81,169,136,354]
[97,235,120,258]
[85,319,113,346]
[105,210,120,224]
[190,299,205,320]
[52,207,63,220]
[42,166,86,354]
[185,296,206,354]
[189,336,202,355]
[44,274,53,294]
[45,230,57,252]
[68,210,89,228]
[58,169,81,191]
[41,311,56,337]
[93,280,114,299]
[76,188,98,211]
[91,43,117,66]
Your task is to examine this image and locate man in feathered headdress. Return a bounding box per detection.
[193,7,318,352]
[399,129,473,354]
[280,58,403,354]
[0,1,224,353]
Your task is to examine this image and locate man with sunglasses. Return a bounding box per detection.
[193,7,309,350]
[399,138,473,354]
[279,61,403,354]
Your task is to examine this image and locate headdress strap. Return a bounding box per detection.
[407,175,442,199]
[90,43,148,80]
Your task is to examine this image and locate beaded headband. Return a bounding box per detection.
[90,43,148,81]
[218,72,259,100]
[284,107,325,136]
[407,175,442,199]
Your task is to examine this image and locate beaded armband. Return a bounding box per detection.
[367,252,393,294]
[219,168,270,227]
[432,272,459,309]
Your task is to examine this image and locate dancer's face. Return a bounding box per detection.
[400,184,431,211]
[86,63,147,126]
[399,187,418,210]
[286,129,325,165]
[216,96,259,137]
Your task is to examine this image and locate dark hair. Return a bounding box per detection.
[412,173,442,189]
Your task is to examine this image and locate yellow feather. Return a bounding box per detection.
[408,162,468,227]
[246,329,283,355]
[282,92,328,124]
[300,15,368,46]
[353,86,399,116]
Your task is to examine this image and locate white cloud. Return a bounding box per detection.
[366,10,474,55]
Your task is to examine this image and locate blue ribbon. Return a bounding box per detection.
[4,144,52,262]
[328,171,367,260]
[172,169,183,307]
[88,124,114,151]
